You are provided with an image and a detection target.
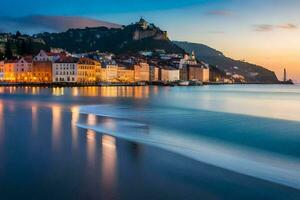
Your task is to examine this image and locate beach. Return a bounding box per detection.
[0,85,300,199]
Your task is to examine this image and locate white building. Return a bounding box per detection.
[0,61,4,81]
[34,50,64,62]
[52,57,78,82]
[179,52,197,69]
[16,57,32,72]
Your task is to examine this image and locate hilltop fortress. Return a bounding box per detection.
[133,18,168,41]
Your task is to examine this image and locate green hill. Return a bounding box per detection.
[174,41,279,83]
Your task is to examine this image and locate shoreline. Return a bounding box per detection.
[0,81,291,87]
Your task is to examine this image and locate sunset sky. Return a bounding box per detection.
[1,0,299,81]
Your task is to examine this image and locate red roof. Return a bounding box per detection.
[23,56,33,63]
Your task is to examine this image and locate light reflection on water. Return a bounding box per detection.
[71,106,80,149]
[86,129,97,167]
[0,101,4,143]
[52,105,62,151]
[1,85,300,196]
[102,134,117,195]
[31,105,38,133]
[68,86,150,98]
[52,87,65,96]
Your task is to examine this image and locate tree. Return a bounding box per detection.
[4,41,13,59]
[16,31,21,38]
[17,39,27,55]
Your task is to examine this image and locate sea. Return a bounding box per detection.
[0,85,300,199]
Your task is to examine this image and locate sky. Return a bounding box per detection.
[0,0,299,81]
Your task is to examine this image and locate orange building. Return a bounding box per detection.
[100,64,118,82]
[32,61,52,83]
[117,65,134,82]
[134,62,150,82]
[188,64,210,82]
[3,60,17,82]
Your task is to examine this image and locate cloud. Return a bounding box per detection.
[207,10,234,17]
[0,15,122,34]
[254,23,297,32]
[277,23,297,30]
[254,24,274,32]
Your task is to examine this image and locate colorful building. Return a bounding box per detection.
[160,66,180,82]
[77,58,96,83]
[188,64,210,82]
[0,61,4,81]
[53,57,78,83]
[34,50,64,62]
[117,65,134,82]
[100,63,118,82]
[32,61,52,83]
[15,57,33,82]
[134,62,150,82]
[150,66,160,82]
[3,60,17,82]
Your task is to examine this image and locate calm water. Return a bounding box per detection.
[0,85,300,199]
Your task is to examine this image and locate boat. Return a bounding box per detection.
[178,81,190,86]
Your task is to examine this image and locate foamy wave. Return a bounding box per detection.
[76,105,300,190]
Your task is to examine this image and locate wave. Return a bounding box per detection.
[76,105,300,190]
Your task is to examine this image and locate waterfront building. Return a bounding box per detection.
[179,52,197,69]
[134,62,150,82]
[34,50,64,62]
[188,64,210,82]
[3,60,17,82]
[77,58,97,83]
[179,52,198,81]
[160,66,180,82]
[0,61,4,81]
[150,65,160,82]
[15,57,33,82]
[100,63,118,82]
[95,61,102,82]
[179,66,189,81]
[52,57,78,83]
[117,65,134,82]
[32,61,52,83]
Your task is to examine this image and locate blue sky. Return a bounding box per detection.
[0,0,299,80]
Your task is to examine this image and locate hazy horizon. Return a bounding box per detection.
[1,0,299,81]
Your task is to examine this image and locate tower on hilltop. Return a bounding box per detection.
[138,17,149,30]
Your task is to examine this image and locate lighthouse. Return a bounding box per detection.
[283,68,287,82]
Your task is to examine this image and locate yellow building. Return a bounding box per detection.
[161,66,180,82]
[77,58,96,83]
[100,64,118,82]
[117,65,134,82]
[95,61,102,82]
